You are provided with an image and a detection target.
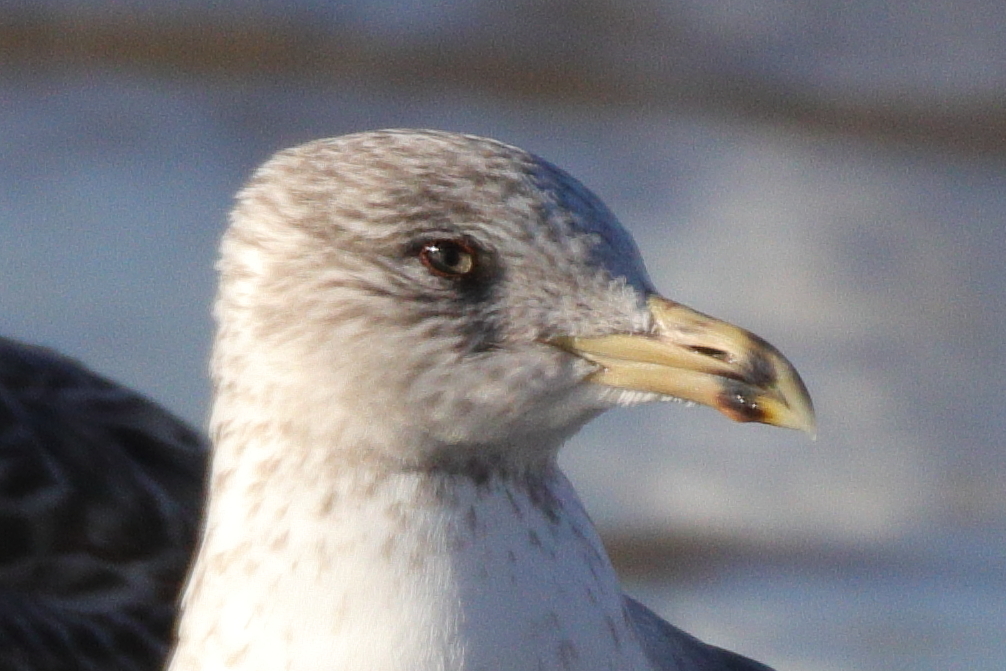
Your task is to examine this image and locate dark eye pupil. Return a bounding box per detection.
[421,241,475,277]
[435,245,460,268]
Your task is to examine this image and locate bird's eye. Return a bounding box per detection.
[419,240,477,278]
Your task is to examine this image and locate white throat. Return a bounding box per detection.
[169,449,652,671]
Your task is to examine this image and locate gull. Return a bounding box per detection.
[169,129,814,671]
[0,337,206,671]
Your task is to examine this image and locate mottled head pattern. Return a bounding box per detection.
[175,130,788,671]
[213,130,656,475]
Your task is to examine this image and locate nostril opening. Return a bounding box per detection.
[689,346,730,362]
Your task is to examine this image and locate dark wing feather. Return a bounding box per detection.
[0,338,207,671]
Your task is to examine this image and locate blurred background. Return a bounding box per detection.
[2,2,1004,669]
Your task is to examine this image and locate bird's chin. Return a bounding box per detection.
[596,386,681,408]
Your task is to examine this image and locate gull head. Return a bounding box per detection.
[213,129,814,479]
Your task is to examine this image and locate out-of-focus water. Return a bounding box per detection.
[630,529,1006,671]
[3,72,1003,670]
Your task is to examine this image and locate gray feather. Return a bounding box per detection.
[625,597,775,671]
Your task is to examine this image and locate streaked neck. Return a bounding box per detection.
[170,445,650,671]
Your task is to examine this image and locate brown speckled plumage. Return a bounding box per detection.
[169,130,808,671]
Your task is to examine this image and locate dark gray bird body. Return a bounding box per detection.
[0,338,206,671]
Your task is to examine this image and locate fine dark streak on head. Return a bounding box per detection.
[605,615,622,649]
[504,487,524,520]
[410,467,567,524]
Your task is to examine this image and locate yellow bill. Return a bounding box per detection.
[553,295,816,437]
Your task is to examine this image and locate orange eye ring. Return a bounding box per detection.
[419,240,477,278]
